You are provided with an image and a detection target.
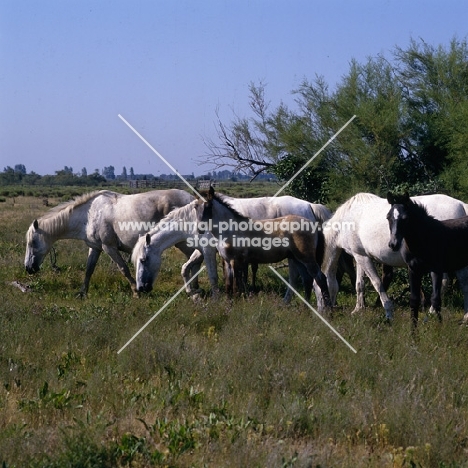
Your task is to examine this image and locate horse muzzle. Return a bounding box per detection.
[388,239,400,252]
[25,263,40,274]
[137,283,153,293]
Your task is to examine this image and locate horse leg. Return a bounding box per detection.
[80,247,102,297]
[302,261,331,308]
[321,246,342,310]
[203,245,219,294]
[354,254,393,320]
[181,249,205,296]
[354,261,366,312]
[238,259,249,295]
[250,262,259,292]
[455,267,468,322]
[240,262,249,294]
[102,245,138,297]
[284,259,314,304]
[408,269,422,330]
[224,259,234,295]
[374,264,394,307]
[284,259,300,303]
[175,242,200,291]
[338,251,356,292]
[232,259,246,295]
[429,271,443,322]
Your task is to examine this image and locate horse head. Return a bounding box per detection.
[386,192,411,251]
[25,219,52,274]
[132,233,162,293]
[197,186,214,233]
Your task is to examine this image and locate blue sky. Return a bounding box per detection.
[1,0,467,177]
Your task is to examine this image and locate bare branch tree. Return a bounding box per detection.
[200,82,280,179]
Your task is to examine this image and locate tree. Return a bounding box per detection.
[14,164,26,174]
[203,37,468,203]
[121,166,128,180]
[395,38,468,197]
[81,167,88,177]
[102,166,115,180]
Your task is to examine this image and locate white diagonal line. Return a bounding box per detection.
[269,266,357,353]
[118,114,207,202]
[117,266,206,354]
[273,115,357,198]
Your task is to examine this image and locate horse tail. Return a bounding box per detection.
[316,228,325,266]
[309,203,332,225]
[308,204,329,266]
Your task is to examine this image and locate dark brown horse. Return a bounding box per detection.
[387,192,468,328]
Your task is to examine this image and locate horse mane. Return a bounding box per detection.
[330,193,378,222]
[27,190,112,240]
[210,192,250,221]
[146,199,201,236]
[394,195,436,223]
[322,193,381,247]
[131,199,202,265]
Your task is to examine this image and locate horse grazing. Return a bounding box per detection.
[211,192,330,297]
[387,192,468,328]
[24,189,201,296]
[199,188,353,303]
[200,188,331,307]
[131,199,219,294]
[321,192,468,320]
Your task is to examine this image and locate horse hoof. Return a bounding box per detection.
[188,288,204,297]
[190,293,203,302]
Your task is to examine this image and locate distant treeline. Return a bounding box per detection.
[0,165,275,188]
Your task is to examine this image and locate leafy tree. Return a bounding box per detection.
[63,166,73,174]
[203,37,468,202]
[102,166,115,180]
[14,164,26,174]
[395,38,468,198]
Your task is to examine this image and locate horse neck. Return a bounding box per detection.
[402,206,440,254]
[39,208,86,242]
[63,205,90,239]
[149,224,192,252]
[210,200,246,237]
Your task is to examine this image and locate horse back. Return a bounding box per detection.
[421,216,468,272]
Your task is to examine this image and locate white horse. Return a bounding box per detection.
[321,192,468,319]
[131,200,219,294]
[131,188,342,301]
[24,189,201,296]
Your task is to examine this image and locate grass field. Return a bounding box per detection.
[1,192,468,467]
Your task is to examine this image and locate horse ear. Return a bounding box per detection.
[145,233,151,246]
[403,192,410,203]
[33,219,39,230]
[387,192,395,204]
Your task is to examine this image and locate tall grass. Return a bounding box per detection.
[1,195,468,467]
